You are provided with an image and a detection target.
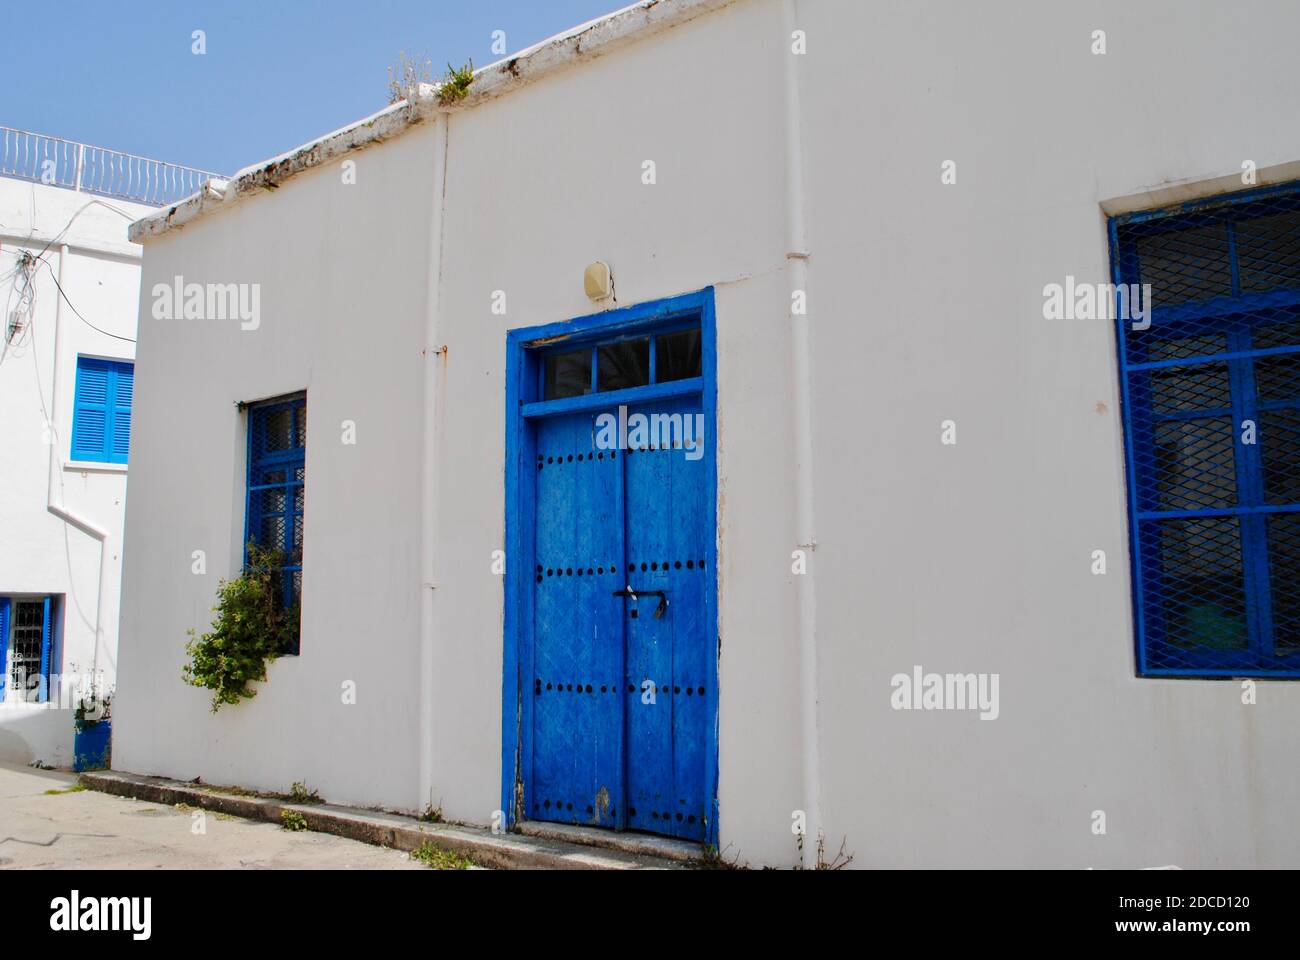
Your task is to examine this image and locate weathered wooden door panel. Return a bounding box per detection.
[622,394,709,841]
[530,410,624,828]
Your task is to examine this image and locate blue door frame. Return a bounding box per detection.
[502,287,719,846]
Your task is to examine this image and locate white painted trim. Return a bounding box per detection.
[63,461,128,474]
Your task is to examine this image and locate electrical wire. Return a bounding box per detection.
[0,254,38,365]
[27,197,138,264]
[36,255,136,343]
[1,196,141,361]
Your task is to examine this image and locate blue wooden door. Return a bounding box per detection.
[621,394,709,841]
[530,395,709,841]
[531,408,626,829]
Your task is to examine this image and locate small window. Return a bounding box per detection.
[540,323,701,400]
[245,394,306,653]
[71,357,133,464]
[544,350,592,399]
[0,596,58,702]
[655,329,702,383]
[597,338,649,392]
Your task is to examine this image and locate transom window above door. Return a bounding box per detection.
[542,325,701,400]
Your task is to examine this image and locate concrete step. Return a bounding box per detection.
[81,770,691,870]
[516,820,702,862]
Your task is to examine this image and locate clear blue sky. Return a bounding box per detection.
[4,0,623,176]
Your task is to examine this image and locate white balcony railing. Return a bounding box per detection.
[0,127,224,207]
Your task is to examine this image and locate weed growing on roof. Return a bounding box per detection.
[387,50,434,105]
[438,61,474,104]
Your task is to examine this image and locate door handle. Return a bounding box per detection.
[612,588,669,619]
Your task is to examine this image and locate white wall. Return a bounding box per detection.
[117,0,1300,867]
[796,0,1300,868]
[114,125,437,810]
[0,178,152,764]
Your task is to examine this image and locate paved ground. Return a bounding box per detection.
[0,763,424,869]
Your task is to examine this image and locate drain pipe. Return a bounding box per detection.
[782,0,822,867]
[46,242,111,686]
[418,110,450,814]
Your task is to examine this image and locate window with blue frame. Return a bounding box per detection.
[244,393,305,653]
[0,596,59,701]
[70,356,133,464]
[541,324,701,400]
[1112,183,1300,676]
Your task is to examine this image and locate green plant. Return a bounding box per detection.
[43,784,87,796]
[182,545,299,712]
[410,840,474,870]
[437,60,474,105]
[419,802,444,823]
[288,781,321,804]
[281,810,309,832]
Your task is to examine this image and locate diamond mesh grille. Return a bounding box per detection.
[1115,185,1300,675]
[246,393,305,652]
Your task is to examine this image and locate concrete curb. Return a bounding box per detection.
[80,771,689,870]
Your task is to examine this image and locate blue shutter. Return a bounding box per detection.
[71,359,110,460]
[0,598,9,698]
[39,596,51,703]
[110,364,133,461]
[71,357,133,464]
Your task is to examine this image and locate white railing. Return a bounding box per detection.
[0,127,225,207]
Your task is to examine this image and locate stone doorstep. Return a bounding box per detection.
[79,771,690,871]
[515,820,702,863]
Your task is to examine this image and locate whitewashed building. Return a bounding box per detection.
[115,0,1300,867]
[0,129,218,765]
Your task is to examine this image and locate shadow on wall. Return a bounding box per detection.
[0,706,76,767]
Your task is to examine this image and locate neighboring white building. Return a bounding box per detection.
[115,0,1300,868]
[0,129,219,765]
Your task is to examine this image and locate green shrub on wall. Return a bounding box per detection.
[183,546,299,712]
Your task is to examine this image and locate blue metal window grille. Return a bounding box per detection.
[1112,182,1300,676]
[245,393,305,653]
[0,596,56,701]
[70,356,132,464]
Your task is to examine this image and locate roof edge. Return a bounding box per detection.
[128,0,737,243]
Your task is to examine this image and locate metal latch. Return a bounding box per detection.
[612,587,668,619]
